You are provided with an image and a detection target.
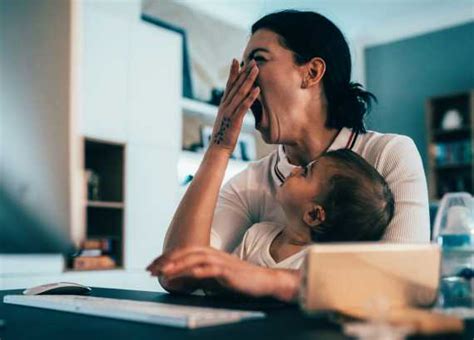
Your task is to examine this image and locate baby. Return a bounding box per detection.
[232,149,395,269]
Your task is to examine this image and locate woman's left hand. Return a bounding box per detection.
[147,247,299,301]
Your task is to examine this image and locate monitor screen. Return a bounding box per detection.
[0,0,78,255]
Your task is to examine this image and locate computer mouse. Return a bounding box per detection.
[23,282,92,295]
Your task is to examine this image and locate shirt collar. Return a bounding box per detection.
[272,127,356,185]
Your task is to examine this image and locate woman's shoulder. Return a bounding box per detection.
[356,130,416,153]
[356,131,418,160]
[355,130,423,177]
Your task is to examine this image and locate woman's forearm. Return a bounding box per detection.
[151,60,260,294]
[163,146,231,252]
[151,246,302,301]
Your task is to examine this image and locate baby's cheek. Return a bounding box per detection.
[279,188,299,206]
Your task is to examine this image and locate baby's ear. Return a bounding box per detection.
[303,204,326,227]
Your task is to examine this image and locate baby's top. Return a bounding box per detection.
[232,221,309,269]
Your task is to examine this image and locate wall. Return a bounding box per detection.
[364,21,474,170]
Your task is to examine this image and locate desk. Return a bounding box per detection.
[0,288,471,340]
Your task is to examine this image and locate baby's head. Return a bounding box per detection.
[276,149,394,242]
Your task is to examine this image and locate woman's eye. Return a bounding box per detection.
[253,56,266,63]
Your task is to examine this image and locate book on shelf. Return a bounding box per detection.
[73,255,116,270]
[79,249,102,257]
[69,238,117,270]
[82,238,113,253]
[431,140,472,166]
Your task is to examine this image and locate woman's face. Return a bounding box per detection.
[241,29,311,144]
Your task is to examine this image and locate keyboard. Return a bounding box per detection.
[3,295,266,329]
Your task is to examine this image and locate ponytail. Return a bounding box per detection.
[326,82,377,134]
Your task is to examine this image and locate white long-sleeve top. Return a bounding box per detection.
[211,128,430,252]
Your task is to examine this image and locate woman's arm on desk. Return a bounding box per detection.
[148,246,300,302]
[153,60,260,293]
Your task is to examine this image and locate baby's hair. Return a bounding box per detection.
[310,149,394,242]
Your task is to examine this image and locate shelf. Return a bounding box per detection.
[178,150,249,188]
[432,127,471,138]
[181,97,255,128]
[85,140,125,202]
[87,201,124,209]
[80,139,125,270]
[435,163,472,170]
[181,97,218,116]
[66,266,123,272]
[426,90,473,200]
[180,150,250,166]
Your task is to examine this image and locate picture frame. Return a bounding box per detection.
[141,14,193,99]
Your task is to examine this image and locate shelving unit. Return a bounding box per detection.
[181,97,257,153]
[70,139,126,270]
[426,90,473,200]
[178,149,248,181]
[181,97,255,128]
[179,98,258,199]
[86,201,125,209]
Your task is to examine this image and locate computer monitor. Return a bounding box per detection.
[0,0,79,255]
[0,186,74,254]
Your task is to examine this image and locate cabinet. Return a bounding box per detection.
[125,144,179,269]
[74,139,125,270]
[426,90,473,200]
[79,1,182,270]
[80,0,137,141]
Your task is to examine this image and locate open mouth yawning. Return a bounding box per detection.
[250,98,263,128]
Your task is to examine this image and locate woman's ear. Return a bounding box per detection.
[303,204,326,227]
[301,57,326,89]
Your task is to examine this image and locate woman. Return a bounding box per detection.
[147,10,429,301]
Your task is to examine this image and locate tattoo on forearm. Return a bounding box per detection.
[213,117,231,145]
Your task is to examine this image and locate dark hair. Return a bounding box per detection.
[251,10,376,134]
[310,149,394,242]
